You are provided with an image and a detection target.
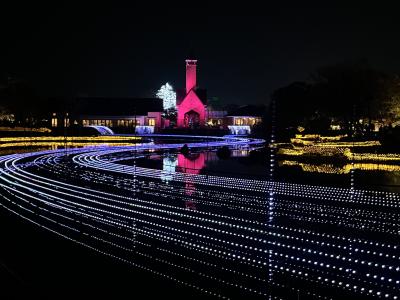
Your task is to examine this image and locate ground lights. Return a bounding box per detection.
[0,135,398,299]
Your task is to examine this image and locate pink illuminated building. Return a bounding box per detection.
[57,58,264,135]
[176,59,207,128]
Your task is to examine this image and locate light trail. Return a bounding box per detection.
[0,135,398,299]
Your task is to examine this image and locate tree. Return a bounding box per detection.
[380,75,400,122]
[271,60,400,136]
[309,60,387,121]
[271,81,312,133]
[156,83,176,110]
[162,107,177,124]
[0,76,41,127]
[208,97,222,110]
[0,105,15,126]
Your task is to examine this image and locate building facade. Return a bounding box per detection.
[176,59,207,128]
[50,58,264,135]
[175,58,264,134]
[52,97,164,133]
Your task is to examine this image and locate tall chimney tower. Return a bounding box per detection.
[185,59,197,93]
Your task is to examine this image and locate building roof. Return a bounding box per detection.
[176,88,207,106]
[74,97,163,116]
[226,105,266,117]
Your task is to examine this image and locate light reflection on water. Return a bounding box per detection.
[139,148,400,193]
[7,141,400,192]
[1,140,400,299]
[0,144,130,156]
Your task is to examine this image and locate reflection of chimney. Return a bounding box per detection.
[185,59,197,93]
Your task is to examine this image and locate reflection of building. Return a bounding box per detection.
[52,97,164,132]
[176,153,206,175]
[177,153,206,200]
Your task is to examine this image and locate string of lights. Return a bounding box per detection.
[0,135,398,299]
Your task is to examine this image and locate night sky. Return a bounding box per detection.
[1,3,400,105]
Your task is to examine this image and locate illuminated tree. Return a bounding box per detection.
[380,75,400,121]
[156,82,176,110]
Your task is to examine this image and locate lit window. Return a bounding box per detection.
[235,118,244,125]
[148,118,155,126]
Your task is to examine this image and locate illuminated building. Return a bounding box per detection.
[176,59,207,128]
[206,106,264,134]
[176,58,264,133]
[52,97,164,133]
[224,105,264,134]
[206,110,226,127]
[49,58,264,135]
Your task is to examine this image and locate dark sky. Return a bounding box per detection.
[1,3,400,105]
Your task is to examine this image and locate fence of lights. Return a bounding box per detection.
[0,141,135,149]
[0,136,142,142]
[281,160,400,174]
[0,126,51,132]
[278,145,400,163]
[0,135,398,299]
[294,134,348,141]
[290,138,381,148]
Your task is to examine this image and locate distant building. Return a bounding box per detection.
[50,58,264,135]
[225,105,264,135]
[75,97,163,132]
[225,105,263,126]
[52,97,164,133]
[175,58,264,133]
[206,110,227,127]
[176,59,207,128]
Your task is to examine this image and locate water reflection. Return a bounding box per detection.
[2,143,400,299]
[160,150,253,175]
[156,147,400,195]
[0,143,133,157]
[178,153,205,205]
[176,153,206,175]
[162,155,178,182]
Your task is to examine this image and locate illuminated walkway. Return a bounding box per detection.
[0,135,398,299]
